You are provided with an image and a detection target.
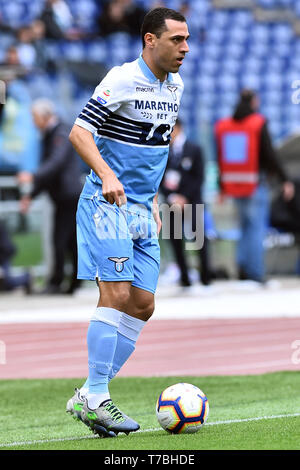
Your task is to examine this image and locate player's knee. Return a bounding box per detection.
[113,290,131,312]
[133,298,155,321]
[100,283,131,312]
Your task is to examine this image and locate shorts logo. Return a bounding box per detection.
[108,257,129,273]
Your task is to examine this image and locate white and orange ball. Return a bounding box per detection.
[156,383,209,434]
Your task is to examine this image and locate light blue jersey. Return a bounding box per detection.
[75,55,184,212]
[75,55,184,292]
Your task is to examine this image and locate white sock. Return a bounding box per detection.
[87,392,110,410]
[79,387,89,398]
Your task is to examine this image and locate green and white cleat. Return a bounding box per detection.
[81,399,140,435]
[66,389,116,438]
[66,388,85,422]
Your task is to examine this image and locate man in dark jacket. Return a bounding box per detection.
[161,119,212,286]
[20,98,83,294]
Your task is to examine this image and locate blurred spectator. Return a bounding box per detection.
[2,45,21,67]
[30,19,52,71]
[0,220,31,294]
[40,0,83,40]
[215,89,295,284]
[19,98,83,294]
[161,119,213,287]
[15,26,37,70]
[0,70,40,176]
[97,0,147,37]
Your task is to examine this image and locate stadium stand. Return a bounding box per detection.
[1,0,300,148]
[1,0,300,280]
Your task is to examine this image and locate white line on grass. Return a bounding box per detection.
[1,412,300,448]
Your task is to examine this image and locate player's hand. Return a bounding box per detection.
[168,193,189,209]
[282,181,295,202]
[20,196,32,214]
[153,205,162,235]
[102,171,127,207]
[216,192,226,204]
[153,193,161,235]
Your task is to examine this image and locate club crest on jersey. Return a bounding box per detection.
[167,86,178,101]
[108,257,129,272]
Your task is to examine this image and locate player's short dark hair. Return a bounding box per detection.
[141,7,186,48]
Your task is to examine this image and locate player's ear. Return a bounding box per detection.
[144,32,156,49]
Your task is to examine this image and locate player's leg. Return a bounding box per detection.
[67,282,132,436]
[67,197,138,435]
[81,279,141,435]
[82,231,159,434]
[86,280,131,409]
[108,286,154,381]
[108,229,160,382]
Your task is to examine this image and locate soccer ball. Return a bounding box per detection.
[156,383,209,434]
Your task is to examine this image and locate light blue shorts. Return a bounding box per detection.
[76,196,160,294]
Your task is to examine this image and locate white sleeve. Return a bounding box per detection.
[74,66,129,134]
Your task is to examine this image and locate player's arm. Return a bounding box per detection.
[69,124,126,206]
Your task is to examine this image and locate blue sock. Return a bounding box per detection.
[80,378,89,396]
[109,332,136,381]
[109,313,146,381]
[87,307,121,394]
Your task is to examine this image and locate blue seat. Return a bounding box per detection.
[228,27,248,44]
[240,74,261,90]
[200,59,219,75]
[210,10,231,29]
[232,10,254,27]
[196,75,215,92]
[262,90,282,105]
[206,27,225,43]
[86,40,108,63]
[268,120,283,140]
[0,0,43,27]
[221,59,241,74]
[203,43,222,59]
[218,74,239,92]
[223,42,244,60]
[250,24,270,43]
[68,0,99,31]
[272,24,293,43]
[61,42,86,61]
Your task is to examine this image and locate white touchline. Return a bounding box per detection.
[0,412,300,448]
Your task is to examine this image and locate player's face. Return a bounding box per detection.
[152,19,189,78]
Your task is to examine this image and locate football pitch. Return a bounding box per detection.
[1,372,300,450]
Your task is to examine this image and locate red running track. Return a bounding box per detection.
[1,318,300,379]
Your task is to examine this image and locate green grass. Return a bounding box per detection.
[12,232,43,267]
[0,372,300,450]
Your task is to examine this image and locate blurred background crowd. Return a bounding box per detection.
[1,0,300,295]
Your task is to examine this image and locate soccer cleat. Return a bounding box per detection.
[66,388,86,422]
[66,388,116,438]
[81,399,140,435]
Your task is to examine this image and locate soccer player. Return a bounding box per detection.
[66,7,189,437]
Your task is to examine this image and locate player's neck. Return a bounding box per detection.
[141,51,167,83]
